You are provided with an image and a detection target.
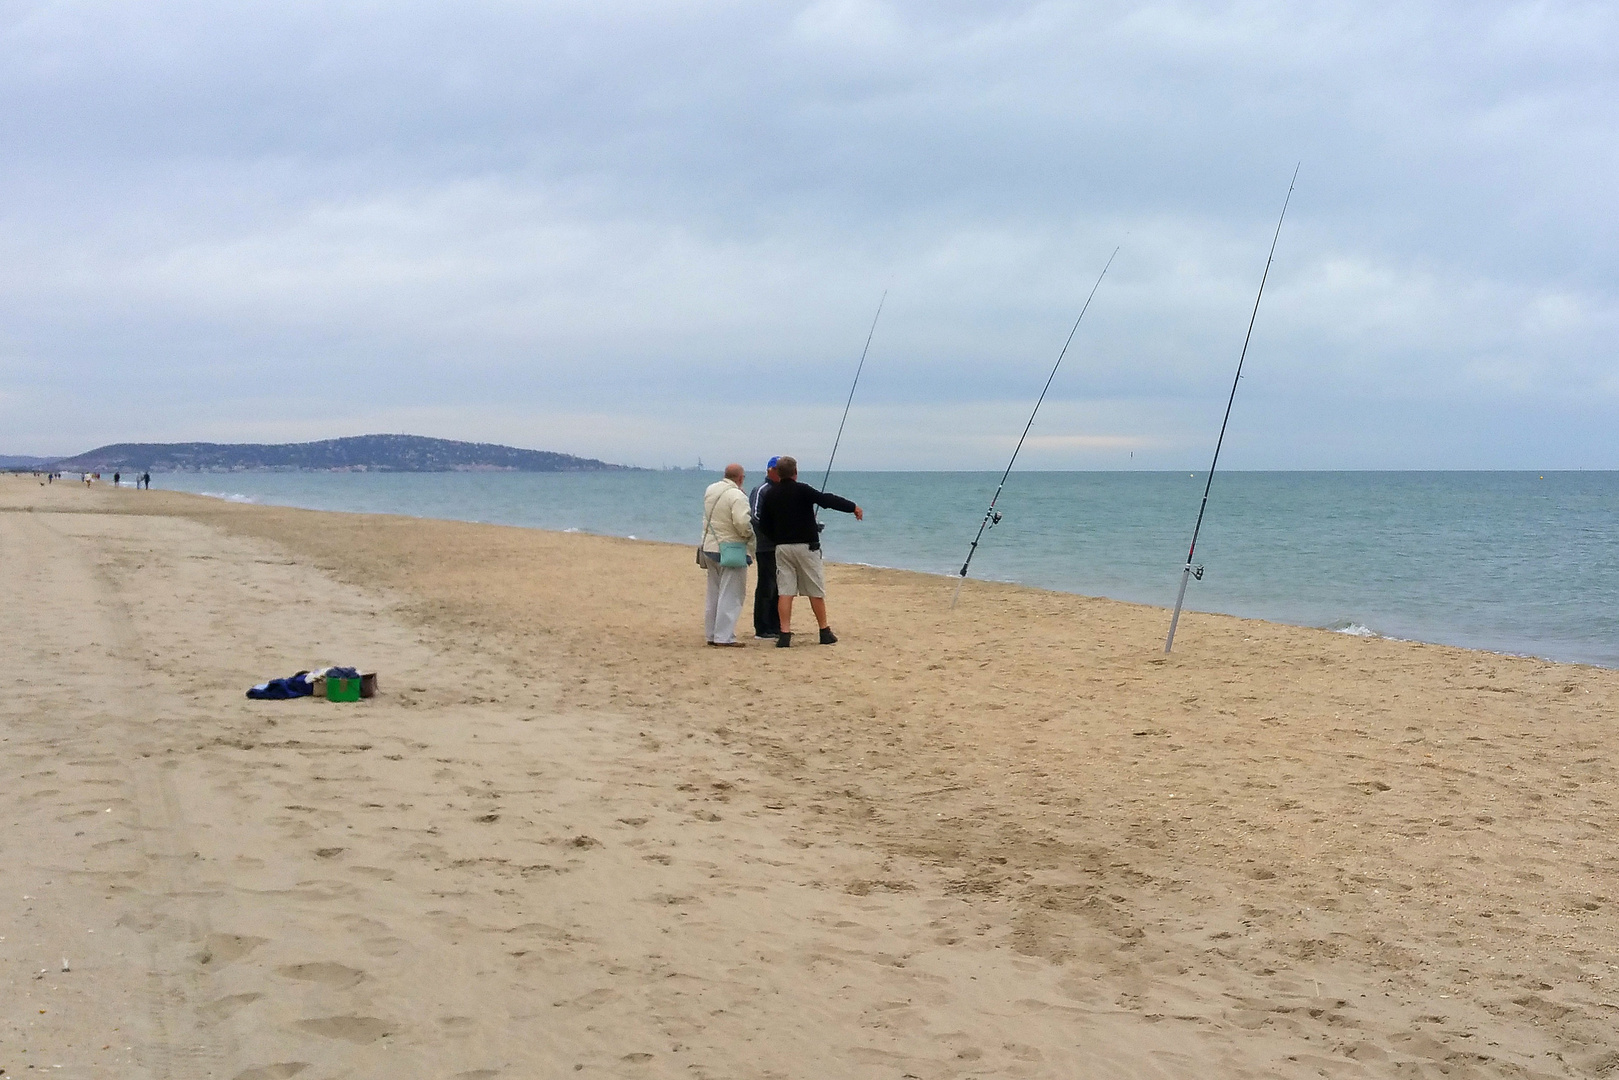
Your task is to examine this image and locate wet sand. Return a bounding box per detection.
[3,473,1617,1079]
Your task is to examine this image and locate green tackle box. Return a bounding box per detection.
[314,672,374,701]
[326,676,362,702]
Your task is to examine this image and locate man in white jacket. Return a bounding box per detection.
[701,464,756,646]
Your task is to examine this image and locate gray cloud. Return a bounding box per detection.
[2,0,1615,467]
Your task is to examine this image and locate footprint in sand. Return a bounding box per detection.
[294,1016,393,1043]
[199,933,267,966]
[200,992,264,1020]
[557,988,619,1010]
[276,962,366,989]
[233,1065,307,1080]
[362,936,407,957]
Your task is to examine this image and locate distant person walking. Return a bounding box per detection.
[141,471,150,490]
[700,464,755,647]
[756,455,863,647]
[113,471,120,486]
[748,457,783,639]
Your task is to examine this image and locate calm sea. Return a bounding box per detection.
[154,470,1619,668]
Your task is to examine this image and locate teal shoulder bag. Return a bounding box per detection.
[697,486,750,569]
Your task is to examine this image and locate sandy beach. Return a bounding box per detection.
[3,473,1617,1079]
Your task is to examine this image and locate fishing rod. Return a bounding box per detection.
[1164,164,1299,654]
[821,289,888,491]
[951,247,1119,610]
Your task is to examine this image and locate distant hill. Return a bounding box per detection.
[48,434,631,473]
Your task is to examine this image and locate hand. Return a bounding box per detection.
[853,506,864,521]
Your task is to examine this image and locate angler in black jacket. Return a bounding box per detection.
[748,458,783,639]
[755,455,864,648]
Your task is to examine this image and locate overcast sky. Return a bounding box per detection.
[1,1,1614,468]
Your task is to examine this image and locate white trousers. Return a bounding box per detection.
[703,555,748,644]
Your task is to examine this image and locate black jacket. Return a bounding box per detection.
[757,478,856,550]
[748,480,777,553]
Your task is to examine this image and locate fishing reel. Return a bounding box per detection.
[986,510,1004,529]
[1191,564,1204,580]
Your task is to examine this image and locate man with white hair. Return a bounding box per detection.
[699,463,755,647]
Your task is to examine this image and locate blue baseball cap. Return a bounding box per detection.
[767,456,780,470]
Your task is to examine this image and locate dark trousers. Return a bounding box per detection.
[752,549,781,637]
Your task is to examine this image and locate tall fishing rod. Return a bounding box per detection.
[822,289,888,491]
[951,247,1119,610]
[1165,164,1299,654]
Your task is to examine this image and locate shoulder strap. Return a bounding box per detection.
[698,484,724,549]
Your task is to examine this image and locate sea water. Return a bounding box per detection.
[156,470,1619,668]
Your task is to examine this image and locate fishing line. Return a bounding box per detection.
[951,247,1119,610]
[1164,164,1299,654]
[822,289,888,492]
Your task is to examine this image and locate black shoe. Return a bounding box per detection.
[776,632,792,648]
[754,632,779,640]
[819,627,837,645]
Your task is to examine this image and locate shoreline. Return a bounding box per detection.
[162,478,1619,671]
[5,474,1619,1076]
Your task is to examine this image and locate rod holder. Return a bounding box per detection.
[1165,564,1193,653]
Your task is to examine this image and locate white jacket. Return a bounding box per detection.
[702,479,755,555]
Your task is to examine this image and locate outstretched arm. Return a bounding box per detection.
[814,489,859,516]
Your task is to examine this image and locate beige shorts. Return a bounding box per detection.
[774,543,825,598]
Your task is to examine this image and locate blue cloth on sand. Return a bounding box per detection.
[246,671,313,700]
